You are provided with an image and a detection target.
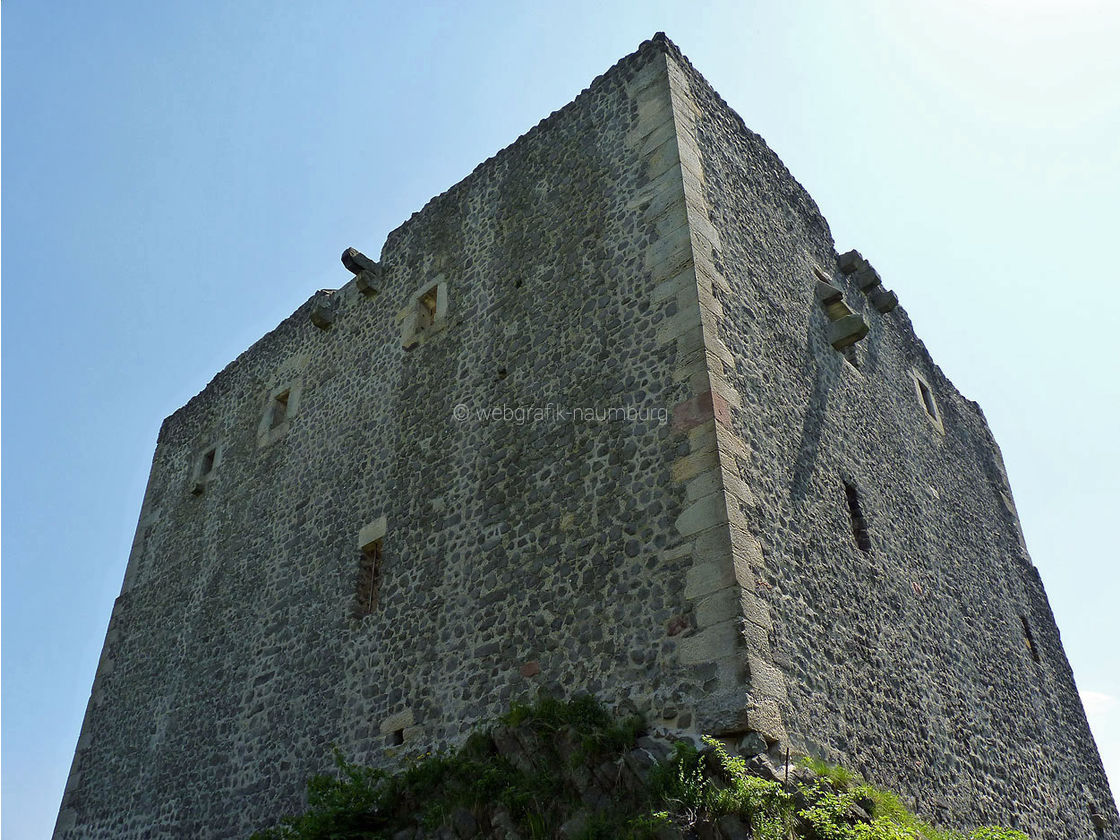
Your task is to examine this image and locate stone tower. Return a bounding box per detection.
[55,34,1116,839]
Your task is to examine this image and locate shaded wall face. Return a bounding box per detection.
[675,53,1116,839]
[58,48,712,839]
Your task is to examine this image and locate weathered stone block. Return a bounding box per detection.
[684,562,732,602]
[852,265,882,291]
[675,491,730,537]
[672,390,731,434]
[827,314,869,349]
[677,619,740,664]
[814,280,843,305]
[671,446,719,484]
[837,249,866,274]
[380,708,415,735]
[358,516,387,549]
[310,301,336,330]
[354,267,381,298]
[341,247,378,275]
[695,586,740,628]
[869,286,898,313]
[746,654,786,699]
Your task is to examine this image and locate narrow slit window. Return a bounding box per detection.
[269,390,291,429]
[200,447,217,477]
[918,379,938,421]
[192,444,220,494]
[843,481,872,553]
[1020,616,1040,663]
[418,285,439,330]
[402,281,448,348]
[354,539,384,618]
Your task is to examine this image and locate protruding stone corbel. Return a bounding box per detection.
[868,286,899,314]
[814,268,869,350]
[827,315,869,349]
[342,247,382,298]
[342,247,377,274]
[837,249,868,275]
[815,279,842,305]
[310,292,337,330]
[837,250,899,315]
[852,265,882,291]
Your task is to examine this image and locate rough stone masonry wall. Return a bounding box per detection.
[55,34,1117,840]
[659,38,1117,840]
[53,39,765,840]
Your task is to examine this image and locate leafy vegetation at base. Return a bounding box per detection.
[249,696,1029,840]
[653,741,1026,840]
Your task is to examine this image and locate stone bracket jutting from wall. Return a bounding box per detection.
[837,249,898,314]
[310,290,338,330]
[812,265,869,354]
[341,246,383,299]
[629,45,792,751]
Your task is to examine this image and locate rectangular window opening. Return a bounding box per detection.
[389,728,404,746]
[354,539,384,618]
[418,286,439,330]
[1020,615,1041,663]
[843,481,872,553]
[270,390,291,429]
[918,379,938,420]
[200,447,216,477]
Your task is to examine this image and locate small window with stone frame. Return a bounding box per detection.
[191,444,221,495]
[909,370,945,434]
[401,280,448,349]
[918,379,938,421]
[257,381,301,447]
[269,389,291,430]
[200,446,217,477]
[417,285,439,332]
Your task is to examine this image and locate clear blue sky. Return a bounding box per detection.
[3,2,1118,837]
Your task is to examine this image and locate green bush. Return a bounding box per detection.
[249,697,1030,840]
[793,759,1029,840]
